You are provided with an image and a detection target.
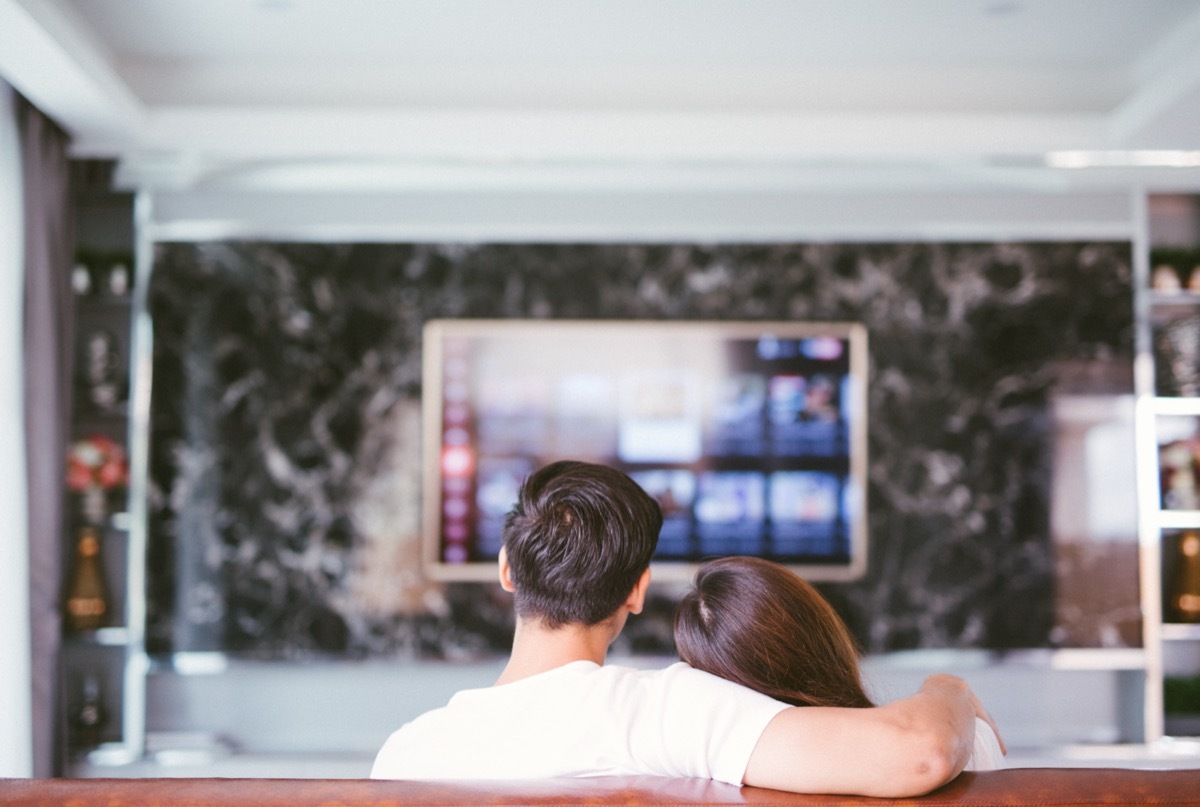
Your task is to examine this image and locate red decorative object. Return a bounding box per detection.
[67,435,129,526]
[66,435,129,493]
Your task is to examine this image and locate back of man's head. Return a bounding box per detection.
[502,460,662,628]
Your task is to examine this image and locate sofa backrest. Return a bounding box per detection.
[1,768,1198,806]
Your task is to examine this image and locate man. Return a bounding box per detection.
[372,460,1003,797]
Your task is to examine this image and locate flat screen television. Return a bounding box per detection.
[422,319,868,582]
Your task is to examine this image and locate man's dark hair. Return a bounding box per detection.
[502,460,662,628]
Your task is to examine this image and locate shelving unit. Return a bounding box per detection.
[1134,193,1200,744]
[61,161,144,767]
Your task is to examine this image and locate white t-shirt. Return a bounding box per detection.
[370,660,790,786]
[965,716,1005,771]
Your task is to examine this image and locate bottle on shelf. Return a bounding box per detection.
[1170,530,1200,623]
[65,526,109,632]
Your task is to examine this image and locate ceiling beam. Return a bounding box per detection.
[0,0,142,153]
[1107,4,1200,147]
[130,106,1109,163]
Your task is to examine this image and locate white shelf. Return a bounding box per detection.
[1161,623,1200,642]
[1152,398,1200,417]
[1157,511,1200,530]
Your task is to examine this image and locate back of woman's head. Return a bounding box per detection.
[674,556,873,708]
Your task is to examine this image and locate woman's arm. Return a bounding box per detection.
[742,674,999,798]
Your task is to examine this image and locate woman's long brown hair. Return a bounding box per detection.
[674,556,874,708]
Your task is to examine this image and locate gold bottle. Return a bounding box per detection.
[65,527,109,631]
[1171,531,1200,623]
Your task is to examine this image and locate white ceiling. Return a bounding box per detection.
[5,0,1200,193]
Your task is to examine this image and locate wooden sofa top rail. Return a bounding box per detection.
[2,769,1199,807]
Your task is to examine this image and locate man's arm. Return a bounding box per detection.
[742,674,1000,798]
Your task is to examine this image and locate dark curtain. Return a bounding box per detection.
[18,93,73,777]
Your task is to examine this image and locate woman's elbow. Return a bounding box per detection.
[889,729,963,797]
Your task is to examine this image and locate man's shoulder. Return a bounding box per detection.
[389,661,756,732]
[590,659,725,690]
[372,660,789,782]
[386,660,779,737]
[618,660,781,694]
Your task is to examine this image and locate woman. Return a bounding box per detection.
[674,556,1004,770]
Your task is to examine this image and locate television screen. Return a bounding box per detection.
[422,319,868,582]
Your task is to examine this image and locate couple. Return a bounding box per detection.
[372,461,1004,797]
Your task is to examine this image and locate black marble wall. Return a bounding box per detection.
[145,241,1135,658]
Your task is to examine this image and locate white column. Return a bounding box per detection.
[0,80,33,777]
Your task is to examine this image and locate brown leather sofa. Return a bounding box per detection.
[2,770,1199,806]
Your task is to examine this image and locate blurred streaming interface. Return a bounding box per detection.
[431,322,864,577]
